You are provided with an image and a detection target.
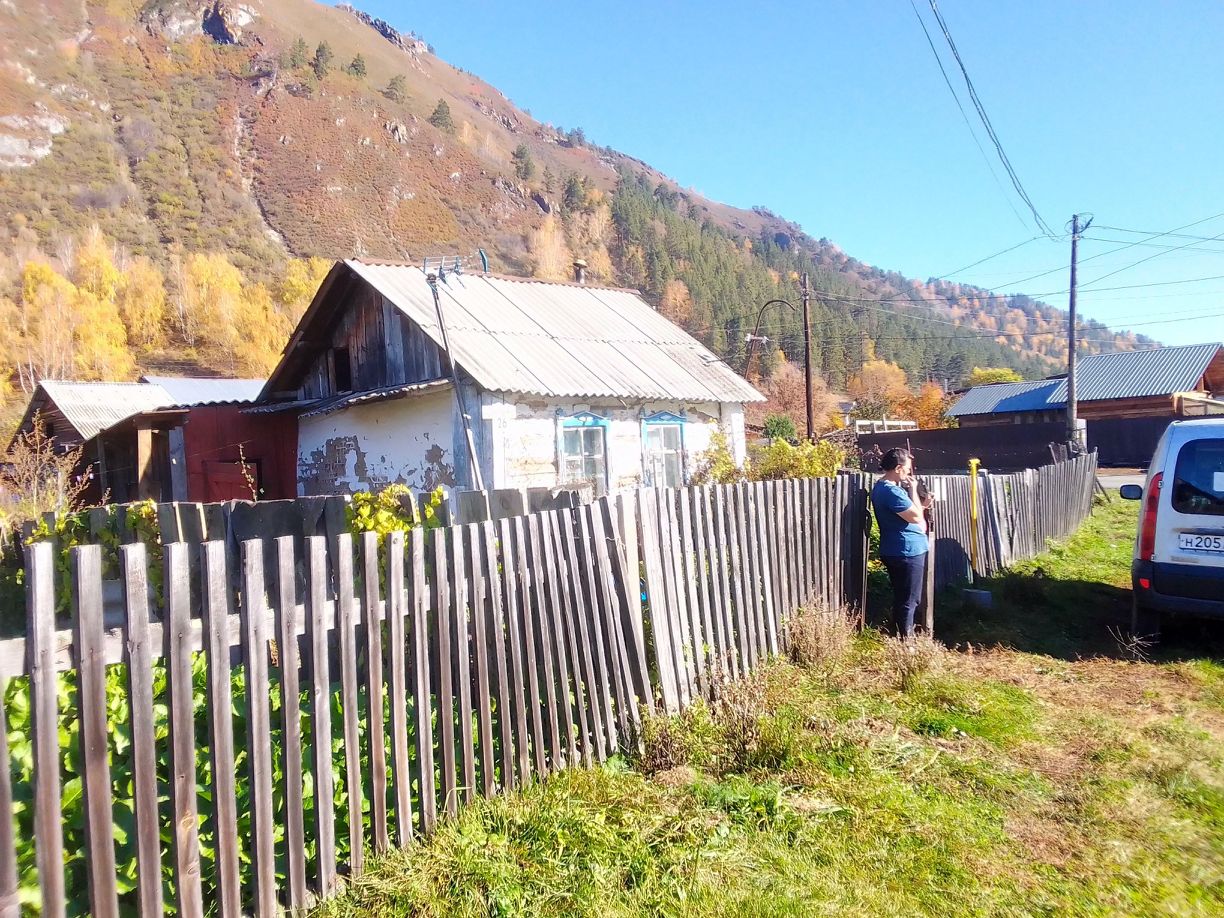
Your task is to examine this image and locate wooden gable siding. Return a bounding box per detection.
[299,283,445,400]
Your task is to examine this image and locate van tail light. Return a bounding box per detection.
[1139,472,1163,561]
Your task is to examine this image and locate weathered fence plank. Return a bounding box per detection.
[201,543,241,917]
[360,532,390,852]
[165,543,204,918]
[451,528,478,803]
[273,537,308,909]
[306,537,338,894]
[386,531,414,843]
[433,528,458,816]
[482,519,517,790]
[335,535,364,876]
[71,546,119,918]
[240,543,277,917]
[0,667,16,918]
[410,526,437,832]
[26,542,65,918]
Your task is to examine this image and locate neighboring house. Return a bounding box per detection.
[948,343,1224,427]
[255,259,763,496]
[10,377,296,504]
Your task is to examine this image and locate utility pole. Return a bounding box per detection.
[801,271,814,441]
[1066,213,1091,450]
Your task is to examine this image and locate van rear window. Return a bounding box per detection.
[1172,438,1224,516]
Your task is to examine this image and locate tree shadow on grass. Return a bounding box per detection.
[867,567,1224,664]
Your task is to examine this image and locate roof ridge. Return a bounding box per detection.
[345,258,643,295]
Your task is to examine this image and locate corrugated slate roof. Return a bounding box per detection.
[946,379,1061,417]
[33,381,177,441]
[948,343,1222,416]
[344,261,763,403]
[1046,343,1221,403]
[142,376,265,406]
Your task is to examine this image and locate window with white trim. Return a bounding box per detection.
[644,422,684,488]
[561,424,607,486]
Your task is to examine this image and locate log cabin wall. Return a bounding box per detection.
[298,284,445,400]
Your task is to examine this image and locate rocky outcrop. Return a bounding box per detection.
[140,1,257,44]
[203,3,256,45]
[0,108,68,168]
[338,4,429,55]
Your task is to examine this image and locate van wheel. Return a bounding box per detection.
[1131,598,1161,642]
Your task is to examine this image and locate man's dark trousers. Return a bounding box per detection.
[881,552,927,637]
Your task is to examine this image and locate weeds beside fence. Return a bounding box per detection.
[0,475,870,916]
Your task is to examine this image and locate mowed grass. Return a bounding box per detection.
[316,498,1224,917]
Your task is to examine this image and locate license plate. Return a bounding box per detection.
[1178,533,1224,553]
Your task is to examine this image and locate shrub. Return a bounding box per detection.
[428,99,455,133]
[690,430,845,484]
[788,605,856,678]
[762,414,796,441]
[883,633,944,692]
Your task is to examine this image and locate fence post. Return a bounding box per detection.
[25,541,65,918]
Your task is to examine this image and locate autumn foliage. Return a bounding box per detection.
[0,224,331,429]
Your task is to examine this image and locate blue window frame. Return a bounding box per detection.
[558,411,609,488]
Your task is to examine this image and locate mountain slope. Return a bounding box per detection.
[0,0,1153,399]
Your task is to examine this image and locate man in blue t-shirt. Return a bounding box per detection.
[870,447,932,637]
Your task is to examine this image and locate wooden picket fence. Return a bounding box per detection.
[923,452,1099,589]
[0,474,870,917]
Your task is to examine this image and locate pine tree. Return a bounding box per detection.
[345,54,367,78]
[287,36,308,69]
[312,41,333,79]
[384,74,407,102]
[428,98,454,132]
[562,173,585,211]
[511,143,535,181]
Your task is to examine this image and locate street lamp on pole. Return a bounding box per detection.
[744,298,795,380]
[750,272,816,441]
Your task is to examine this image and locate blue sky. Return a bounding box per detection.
[354,0,1224,347]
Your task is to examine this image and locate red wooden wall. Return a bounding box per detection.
[181,406,297,502]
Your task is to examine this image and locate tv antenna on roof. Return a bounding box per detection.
[421,248,489,281]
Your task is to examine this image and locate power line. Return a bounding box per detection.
[925,0,1055,236]
[1079,227,1224,289]
[1083,235,1224,254]
[1094,224,1224,243]
[934,235,1047,279]
[978,209,1224,289]
[907,0,1030,232]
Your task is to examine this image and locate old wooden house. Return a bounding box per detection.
[10,377,296,504]
[254,259,763,496]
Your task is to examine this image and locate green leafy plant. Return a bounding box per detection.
[346,484,445,537]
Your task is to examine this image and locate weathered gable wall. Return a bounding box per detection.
[297,388,458,495]
[298,284,445,400]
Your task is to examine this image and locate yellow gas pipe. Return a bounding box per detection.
[967,457,981,579]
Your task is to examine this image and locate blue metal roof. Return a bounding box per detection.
[949,343,1221,417]
[946,379,1061,417]
[141,376,266,406]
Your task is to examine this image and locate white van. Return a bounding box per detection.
[1120,417,1224,636]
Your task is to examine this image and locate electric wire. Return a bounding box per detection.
[908,0,1030,232]
[925,0,1055,236]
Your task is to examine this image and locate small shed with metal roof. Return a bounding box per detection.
[257,259,763,495]
[948,343,1224,427]
[10,376,297,504]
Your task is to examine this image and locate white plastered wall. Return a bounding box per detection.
[296,388,457,495]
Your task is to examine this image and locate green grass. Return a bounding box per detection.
[316,501,1224,917]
